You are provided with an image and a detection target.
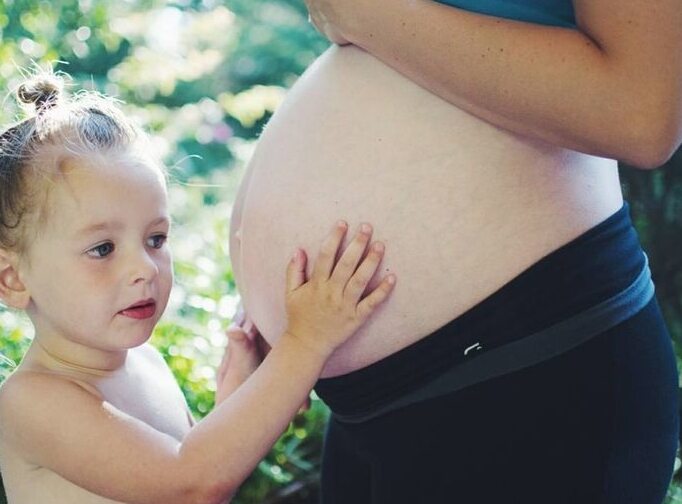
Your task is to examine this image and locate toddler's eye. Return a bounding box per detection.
[86,242,115,258]
[148,234,167,249]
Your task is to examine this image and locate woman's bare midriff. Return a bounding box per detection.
[230,45,624,378]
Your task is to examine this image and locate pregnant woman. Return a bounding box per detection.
[230,0,682,502]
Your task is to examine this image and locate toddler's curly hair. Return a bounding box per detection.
[0,69,151,255]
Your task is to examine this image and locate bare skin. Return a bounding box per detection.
[230,44,624,378]
[0,151,395,504]
[305,0,682,168]
[0,344,189,504]
[231,0,682,377]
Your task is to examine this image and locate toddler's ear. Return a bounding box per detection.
[0,250,30,310]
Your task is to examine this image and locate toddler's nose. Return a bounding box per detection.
[131,251,159,284]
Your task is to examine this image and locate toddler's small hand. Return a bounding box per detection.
[284,221,396,359]
[215,319,262,405]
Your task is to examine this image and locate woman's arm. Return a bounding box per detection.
[307,0,682,169]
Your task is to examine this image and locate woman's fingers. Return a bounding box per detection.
[330,223,372,285]
[311,220,348,280]
[343,240,385,303]
[356,274,396,320]
[305,1,351,45]
[286,248,308,293]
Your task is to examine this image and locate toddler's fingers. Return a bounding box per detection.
[233,304,246,327]
[218,326,246,382]
[242,317,260,342]
[286,248,308,293]
[330,223,372,286]
[219,331,260,385]
[217,345,231,383]
[311,221,348,280]
[225,328,260,366]
[343,241,384,303]
[228,333,254,354]
[356,274,396,320]
[226,325,248,343]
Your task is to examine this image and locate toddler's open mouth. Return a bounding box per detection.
[119,299,156,320]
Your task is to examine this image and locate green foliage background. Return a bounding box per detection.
[0,1,680,503]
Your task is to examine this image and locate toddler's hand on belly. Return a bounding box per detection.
[283,221,396,360]
[215,318,266,404]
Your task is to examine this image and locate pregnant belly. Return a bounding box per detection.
[232,45,623,377]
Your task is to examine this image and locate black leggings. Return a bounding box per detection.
[316,203,680,504]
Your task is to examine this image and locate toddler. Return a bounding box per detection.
[0,72,396,504]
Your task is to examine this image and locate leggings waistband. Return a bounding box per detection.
[315,202,651,421]
[333,253,653,423]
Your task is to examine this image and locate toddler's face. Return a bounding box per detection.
[20,150,173,352]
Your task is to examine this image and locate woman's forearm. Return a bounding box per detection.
[343,0,680,168]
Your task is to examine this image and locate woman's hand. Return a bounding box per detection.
[304,0,354,45]
[283,221,396,359]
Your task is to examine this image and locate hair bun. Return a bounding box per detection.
[17,74,63,113]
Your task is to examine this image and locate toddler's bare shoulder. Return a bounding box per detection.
[0,370,100,435]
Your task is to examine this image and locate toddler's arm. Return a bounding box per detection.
[0,221,394,504]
